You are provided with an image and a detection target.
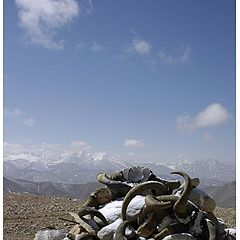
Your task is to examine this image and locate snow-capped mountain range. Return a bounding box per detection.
[3,150,235,187]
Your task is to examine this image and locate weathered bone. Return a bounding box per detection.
[136,211,158,238]
[189,188,216,212]
[78,206,108,226]
[171,172,192,219]
[64,168,230,240]
[121,181,167,221]
[83,187,113,209]
[205,219,217,240]
[137,204,151,226]
[154,222,188,240]
[97,173,132,196]
[161,233,197,240]
[152,195,199,217]
[69,212,97,236]
[165,181,181,193]
[145,194,173,210]
[114,219,137,240]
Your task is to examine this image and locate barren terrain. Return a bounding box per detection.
[3,192,236,240]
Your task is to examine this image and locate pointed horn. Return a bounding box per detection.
[154,223,187,240]
[96,173,111,184]
[156,195,179,203]
[171,171,192,219]
[145,194,173,210]
[137,204,152,225]
[136,211,158,238]
[206,219,217,240]
[68,212,96,236]
[115,220,137,240]
[165,180,181,193]
[121,181,167,221]
[78,206,108,225]
[96,173,132,196]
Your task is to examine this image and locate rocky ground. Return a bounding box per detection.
[3,192,236,240]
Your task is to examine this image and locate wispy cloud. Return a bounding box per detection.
[4,108,35,127]
[70,140,91,151]
[119,32,192,67]
[131,38,151,56]
[176,103,231,132]
[118,35,152,62]
[124,139,144,148]
[81,0,94,15]
[23,117,35,127]
[90,42,105,52]
[4,141,91,155]
[15,0,79,50]
[158,45,192,65]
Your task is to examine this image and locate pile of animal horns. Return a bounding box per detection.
[64,168,235,240]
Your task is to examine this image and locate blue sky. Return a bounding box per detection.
[4,0,236,163]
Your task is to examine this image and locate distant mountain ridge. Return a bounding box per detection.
[175,159,235,183]
[3,177,101,200]
[3,177,236,208]
[3,150,235,187]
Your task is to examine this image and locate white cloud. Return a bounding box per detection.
[124,139,144,148]
[91,42,104,52]
[4,141,91,156]
[15,0,79,50]
[194,103,230,128]
[23,117,35,127]
[159,45,192,64]
[81,0,94,15]
[176,103,231,132]
[4,108,35,127]
[131,38,151,56]
[70,140,91,151]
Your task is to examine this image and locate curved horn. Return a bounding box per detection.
[165,180,181,193]
[78,206,108,226]
[171,171,192,219]
[97,173,132,196]
[121,181,167,221]
[154,223,187,240]
[154,195,199,216]
[115,220,137,240]
[97,173,116,185]
[137,204,152,226]
[69,212,97,237]
[156,195,179,202]
[136,211,158,238]
[205,219,217,240]
[145,194,173,210]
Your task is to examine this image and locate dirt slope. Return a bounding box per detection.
[3,192,236,240]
